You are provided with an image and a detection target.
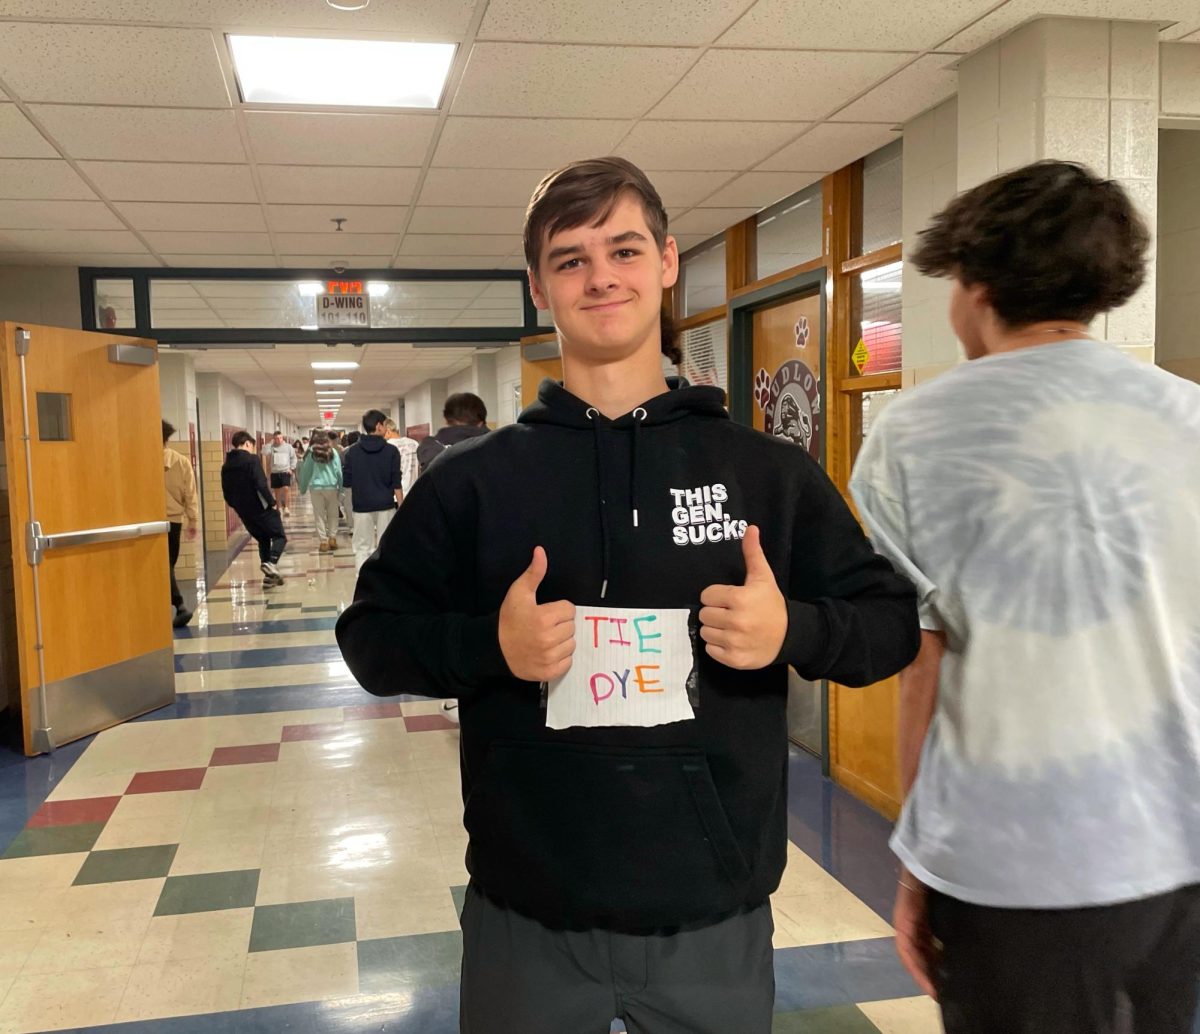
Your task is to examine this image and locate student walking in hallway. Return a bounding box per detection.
[222,430,287,590]
[298,429,343,552]
[342,409,403,572]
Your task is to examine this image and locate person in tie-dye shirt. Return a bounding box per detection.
[852,161,1200,1034]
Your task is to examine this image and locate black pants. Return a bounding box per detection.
[244,509,286,565]
[167,521,183,609]
[459,884,775,1034]
[930,884,1200,1034]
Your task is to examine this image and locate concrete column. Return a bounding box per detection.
[901,97,961,386]
[956,18,1159,361]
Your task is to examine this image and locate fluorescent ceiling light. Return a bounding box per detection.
[300,323,318,331]
[297,281,323,297]
[311,361,359,370]
[229,35,456,109]
[314,379,352,385]
[367,281,390,297]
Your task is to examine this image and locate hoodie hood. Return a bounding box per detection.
[519,377,726,430]
[224,447,258,467]
[358,433,387,453]
[519,377,727,600]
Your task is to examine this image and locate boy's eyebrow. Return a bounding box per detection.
[546,230,649,263]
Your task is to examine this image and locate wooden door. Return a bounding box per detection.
[748,291,825,755]
[0,323,173,755]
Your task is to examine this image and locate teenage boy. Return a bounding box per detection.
[415,391,490,475]
[342,409,403,572]
[337,157,920,1033]
[851,161,1200,1034]
[162,419,199,627]
[264,429,296,516]
[222,430,285,590]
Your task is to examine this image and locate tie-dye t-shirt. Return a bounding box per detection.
[850,340,1200,908]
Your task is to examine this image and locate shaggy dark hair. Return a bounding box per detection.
[162,419,175,444]
[443,392,488,426]
[230,430,254,449]
[524,156,680,364]
[912,161,1149,327]
[362,409,387,433]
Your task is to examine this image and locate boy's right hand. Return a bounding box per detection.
[498,547,576,682]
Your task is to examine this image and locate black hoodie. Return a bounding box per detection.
[342,433,402,513]
[220,447,274,519]
[337,380,919,933]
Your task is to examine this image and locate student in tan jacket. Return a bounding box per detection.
[163,420,199,628]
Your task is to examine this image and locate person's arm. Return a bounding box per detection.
[390,447,403,507]
[336,473,510,699]
[899,629,944,795]
[775,455,920,687]
[252,460,273,508]
[342,448,353,489]
[181,458,199,525]
[333,451,343,491]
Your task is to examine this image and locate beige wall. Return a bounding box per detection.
[1156,129,1200,384]
[0,266,81,328]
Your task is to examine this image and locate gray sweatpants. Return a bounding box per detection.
[459,883,775,1034]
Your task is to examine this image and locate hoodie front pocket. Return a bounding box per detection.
[464,741,751,929]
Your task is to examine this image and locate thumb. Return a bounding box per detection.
[517,546,548,596]
[741,526,774,584]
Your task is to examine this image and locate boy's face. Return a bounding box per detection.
[529,193,678,363]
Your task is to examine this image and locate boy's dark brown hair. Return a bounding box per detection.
[524,156,680,364]
[912,160,1149,327]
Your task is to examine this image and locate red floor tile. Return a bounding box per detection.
[280,722,346,742]
[126,768,207,795]
[210,743,281,767]
[344,703,404,721]
[26,796,122,829]
[403,714,458,733]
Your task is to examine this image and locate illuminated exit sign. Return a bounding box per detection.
[326,280,363,295]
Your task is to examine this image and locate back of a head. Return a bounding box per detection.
[523,156,680,364]
[362,409,387,434]
[912,160,1150,327]
[443,392,487,427]
[346,431,361,446]
[230,430,254,450]
[162,419,175,445]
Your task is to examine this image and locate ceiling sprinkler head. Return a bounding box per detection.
[332,217,347,232]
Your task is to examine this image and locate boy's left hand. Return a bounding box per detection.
[698,525,787,670]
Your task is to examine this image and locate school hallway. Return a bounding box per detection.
[0,496,946,1033]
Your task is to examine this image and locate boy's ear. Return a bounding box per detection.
[528,268,550,310]
[661,236,680,290]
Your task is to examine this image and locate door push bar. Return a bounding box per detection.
[25,520,170,566]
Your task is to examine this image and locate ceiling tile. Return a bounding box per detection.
[616,121,806,171]
[394,256,522,269]
[114,202,267,232]
[650,50,905,121]
[434,117,630,169]
[0,228,146,252]
[143,231,273,254]
[267,205,408,233]
[278,255,395,268]
[478,0,748,45]
[0,104,57,157]
[672,234,714,254]
[757,123,900,172]
[0,250,158,266]
[398,234,514,256]
[245,112,437,166]
[274,232,399,253]
[831,55,958,123]
[408,207,526,235]
[258,166,421,206]
[0,24,230,106]
[80,161,258,202]
[698,171,823,208]
[418,167,545,207]
[31,105,245,162]
[718,0,999,51]
[0,159,98,200]
[669,208,759,236]
[644,171,733,209]
[0,199,123,229]
[451,43,696,118]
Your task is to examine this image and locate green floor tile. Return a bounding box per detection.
[773,1004,881,1033]
[249,896,356,952]
[2,822,106,859]
[357,930,462,995]
[155,868,261,916]
[74,843,179,885]
[449,884,467,918]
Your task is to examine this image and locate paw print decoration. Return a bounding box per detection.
[794,316,810,349]
[754,367,771,411]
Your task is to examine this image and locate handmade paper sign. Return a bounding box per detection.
[546,606,696,730]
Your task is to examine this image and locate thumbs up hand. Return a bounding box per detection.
[498,547,577,682]
[698,526,788,670]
